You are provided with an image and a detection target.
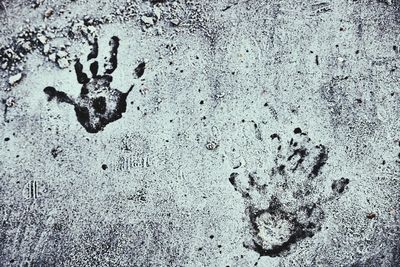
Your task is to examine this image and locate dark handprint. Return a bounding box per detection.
[230,131,349,257]
[44,36,141,133]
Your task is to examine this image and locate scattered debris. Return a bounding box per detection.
[0,0,209,89]
[67,17,102,42]
[0,25,54,80]
[112,0,138,22]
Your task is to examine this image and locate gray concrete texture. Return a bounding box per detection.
[0,0,399,266]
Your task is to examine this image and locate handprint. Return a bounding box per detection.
[44,36,142,133]
[229,130,349,257]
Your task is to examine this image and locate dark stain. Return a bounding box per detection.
[51,147,62,158]
[74,59,90,84]
[254,122,262,140]
[294,127,302,134]
[134,62,146,78]
[277,164,286,175]
[248,173,257,187]
[90,61,99,77]
[87,38,99,61]
[0,26,48,76]
[44,87,74,104]
[331,178,349,193]
[1,98,11,123]
[288,147,307,161]
[92,97,107,114]
[104,36,119,74]
[309,145,328,178]
[229,172,239,188]
[270,133,280,141]
[288,147,307,172]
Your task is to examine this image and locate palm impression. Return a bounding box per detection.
[230,131,349,257]
[44,36,144,133]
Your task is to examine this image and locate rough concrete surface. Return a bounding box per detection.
[0,0,399,266]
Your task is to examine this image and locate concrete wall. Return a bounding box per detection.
[0,0,399,266]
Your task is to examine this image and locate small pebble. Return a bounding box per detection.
[9,73,22,85]
[44,8,54,18]
[57,50,68,58]
[5,97,16,107]
[141,16,155,26]
[37,34,47,44]
[57,58,69,69]
[48,53,57,62]
[170,18,180,26]
[43,44,50,54]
